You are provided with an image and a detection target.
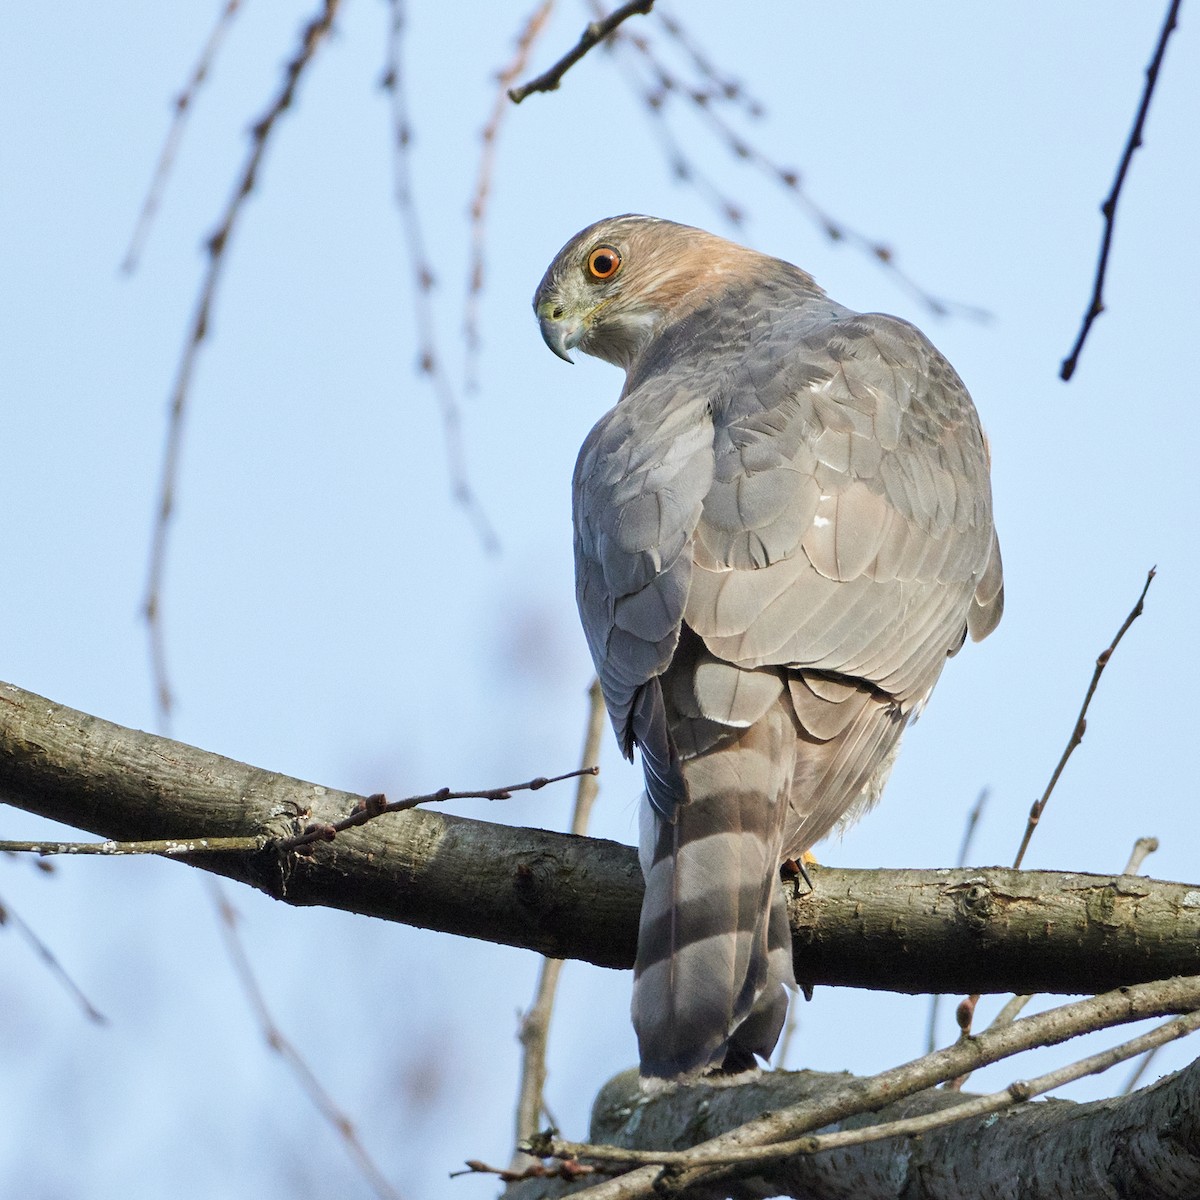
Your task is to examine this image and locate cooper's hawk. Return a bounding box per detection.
[533,215,1002,1081]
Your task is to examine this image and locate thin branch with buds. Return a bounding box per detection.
[381,0,499,551]
[507,0,656,103]
[0,766,595,860]
[279,766,597,852]
[1013,568,1154,870]
[143,0,343,726]
[464,0,556,393]
[211,881,402,1200]
[1060,0,1182,381]
[956,570,1155,1038]
[605,8,987,320]
[121,0,247,274]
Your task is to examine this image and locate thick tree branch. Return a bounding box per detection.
[2,679,1199,995]
[509,1042,1200,1199]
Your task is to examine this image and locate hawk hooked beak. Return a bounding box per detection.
[536,303,584,364]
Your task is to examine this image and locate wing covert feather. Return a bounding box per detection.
[686,309,1000,709]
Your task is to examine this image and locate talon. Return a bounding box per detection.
[781,855,815,896]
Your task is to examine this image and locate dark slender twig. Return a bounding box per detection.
[121,0,246,274]
[508,0,656,102]
[1060,0,1182,381]
[510,681,606,1175]
[1121,1042,1164,1096]
[0,891,107,1024]
[278,765,597,851]
[464,0,556,393]
[1012,568,1155,870]
[381,0,499,552]
[211,882,402,1200]
[143,0,343,726]
[955,576,1155,1042]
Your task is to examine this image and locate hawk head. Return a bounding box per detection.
[533,214,781,371]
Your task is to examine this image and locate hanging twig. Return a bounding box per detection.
[381,0,499,552]
[1060,0,1183,380]
[604,8,986,320]
[143,0,343,726]
[211,882,402,1200]
[121,0,247,273]
[0,891,107,1024]
[654,9,764,118]
[464,0,556,393]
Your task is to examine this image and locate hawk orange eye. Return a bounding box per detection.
[587,246,621,280]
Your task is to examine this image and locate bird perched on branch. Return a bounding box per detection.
[533,215,1002,1081]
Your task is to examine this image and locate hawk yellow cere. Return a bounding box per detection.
[533,215,1002,1081]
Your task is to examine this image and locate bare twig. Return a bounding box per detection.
[508,0,655,102]
[278,765,597,852]
[1123,835,1160,877]
[143,0,343,725]
[524,974,1200,1195]
[211,882,402,1200]
[1012,568,1155,870]
[464,0,556,392]
[655,9,764,117]
[1060,0,1183,380]
[454,1157,598,1184]
[0,767,594,860]
[607,47,748,227]
[381,0,499,552]
[121,0,247,273]
[606,11,986,320]
[1121,1042,1164,1095]
[510,681,607,1174]
[0,836,267,857]
[0,892,107,1024]
[720,1009,1200,1167]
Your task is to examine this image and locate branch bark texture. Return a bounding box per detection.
[2,680,1199,995]
[510,1055,1200,1200]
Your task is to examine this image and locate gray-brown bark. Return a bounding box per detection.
[508,1058,1200,1200]
[2,679,1199,994]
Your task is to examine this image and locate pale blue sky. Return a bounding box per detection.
[2,4,1198,1197]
